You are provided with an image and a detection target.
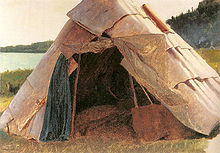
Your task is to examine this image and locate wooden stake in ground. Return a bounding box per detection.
[70,54,81,139]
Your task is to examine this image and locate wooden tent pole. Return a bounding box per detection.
[129,74,153,105]
[140,85,153,105]
[142,4,170,33]
[70,54,81,139]
[129,75,138,108]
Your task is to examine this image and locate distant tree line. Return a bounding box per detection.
[0,40,53,53]
[166,0,220,48]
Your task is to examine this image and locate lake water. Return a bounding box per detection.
[0,52,44,73]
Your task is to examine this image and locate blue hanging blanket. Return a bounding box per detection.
[40,54,72,142]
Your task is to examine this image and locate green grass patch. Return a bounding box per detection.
[0,69,32,112]
[196,49,220,74]
[0,69,33,97]
[0,97,13,112]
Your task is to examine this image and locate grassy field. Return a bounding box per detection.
[0,69,32,97]
[0,97,13,112]
[0,69,32,112]
[0,132,208,153]
[197,49,220,74]
[0,49,219,152]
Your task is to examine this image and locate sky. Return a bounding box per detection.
[0,0,202,47]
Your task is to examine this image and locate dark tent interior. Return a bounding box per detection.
[70,46,160,114]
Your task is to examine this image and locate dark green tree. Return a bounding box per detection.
[166,0,220,48]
